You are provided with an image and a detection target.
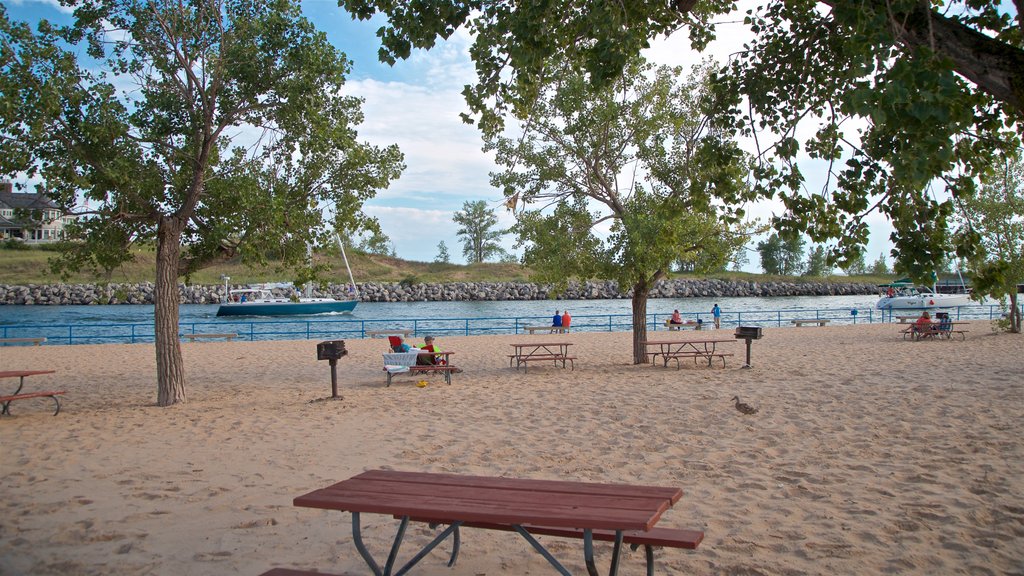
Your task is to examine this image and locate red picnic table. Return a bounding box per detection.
[293,469,701,576]
[0,370,61,415]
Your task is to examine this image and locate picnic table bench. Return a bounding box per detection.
[0,337,46,346]
[293,469,702,576]
[523,325,570,334]
[383,351,459,386]
[367,329,414,338]
[509,342,576,372]
[642,339,734,369]
[663,320,701,331]
[790,319,830,327]
[0,370,63,416]
[895,315,917,323]
[181,332,238,341]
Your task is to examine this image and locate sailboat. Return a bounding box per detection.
[216,235,359,317]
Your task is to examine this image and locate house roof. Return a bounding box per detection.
[0,188,60,211]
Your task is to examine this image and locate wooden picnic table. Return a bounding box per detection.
[293,469,686,576]
[383,351,458,385]
[509,342,575,372]
[0,370,60,415]
[641,339,735,369]
[902,321,970,341]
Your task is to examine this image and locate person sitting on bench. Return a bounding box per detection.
[388,335,412,352]
[670,309,683,325]
[551,310,563,329]
[416,335,445,365]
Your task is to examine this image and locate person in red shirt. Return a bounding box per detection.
[561,310,571,328]
[913,311,933,339]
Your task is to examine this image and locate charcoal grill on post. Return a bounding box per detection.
[734,326,763,369]
[316,340,348,398]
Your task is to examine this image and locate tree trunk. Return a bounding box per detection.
[1010,292,1021,334]
[631,281,650,365]
[155,219,187,406]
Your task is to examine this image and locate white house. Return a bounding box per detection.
[0,182,76,243]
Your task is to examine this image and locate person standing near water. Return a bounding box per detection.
[712,303,721,329]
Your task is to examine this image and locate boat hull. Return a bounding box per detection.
[216,299,357,317]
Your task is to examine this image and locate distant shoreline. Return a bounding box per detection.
[0,278,877,305]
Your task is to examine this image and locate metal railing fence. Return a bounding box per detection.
[0,304,1015,345]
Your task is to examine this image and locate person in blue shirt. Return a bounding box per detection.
[712,303,721,329]
[552,310,563,327]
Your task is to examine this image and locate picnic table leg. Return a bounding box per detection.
[394,519,463,575]
[1,375,28,415]
[352,512,384,576]
[584,528,624,576]
[512,525,572,576]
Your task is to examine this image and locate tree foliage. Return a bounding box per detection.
[337,0,1022,285]
[954,152,1024,333]
[805,245,830,277]
[0,0,404,405]
[757,233,805,276]
[489,59,752,363]
[434,240,451,264]
[869,253,891,276]
[452,200,507,263]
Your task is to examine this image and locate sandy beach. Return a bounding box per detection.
[1,321,1022,575]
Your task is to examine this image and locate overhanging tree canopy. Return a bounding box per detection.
[339,0,1023,282]
[0,0,404,405]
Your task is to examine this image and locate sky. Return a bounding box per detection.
[3,0,898,271]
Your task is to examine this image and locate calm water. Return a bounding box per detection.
[0,295,1003,345]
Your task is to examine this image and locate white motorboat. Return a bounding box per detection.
[876,281,972,310]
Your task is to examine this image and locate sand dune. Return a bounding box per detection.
[1,321,1022,575]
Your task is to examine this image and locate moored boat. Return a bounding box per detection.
[215,287,356,317]
[876,280,972,310]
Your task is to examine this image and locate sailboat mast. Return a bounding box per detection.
[336,233,359,299]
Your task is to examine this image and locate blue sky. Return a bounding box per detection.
[3,0,898,271]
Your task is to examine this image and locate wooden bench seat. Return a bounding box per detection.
[182,332,238,341]
[385,364,459,386]
[0,337,46,346]
[258,565,342,569]
[523,325,570,334]
[366,328,413,338]
[0,390,66,416]
[661,352,733,368]
[902,326,969,341]
[508,354,577,371]
[790,319,830,327]
[410,519,703,575]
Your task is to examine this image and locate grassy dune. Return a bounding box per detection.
[0,245,891,286]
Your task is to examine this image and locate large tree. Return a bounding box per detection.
[339,0,1022,282]
[491,60,751,363]
[756,233,805,276]
[0,0,404,405]
[452,199,506,263]
[955,152,1024,333]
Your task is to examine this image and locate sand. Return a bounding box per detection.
[1,321,1022,575]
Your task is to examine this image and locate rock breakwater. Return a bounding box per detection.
[0,279,875,305]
